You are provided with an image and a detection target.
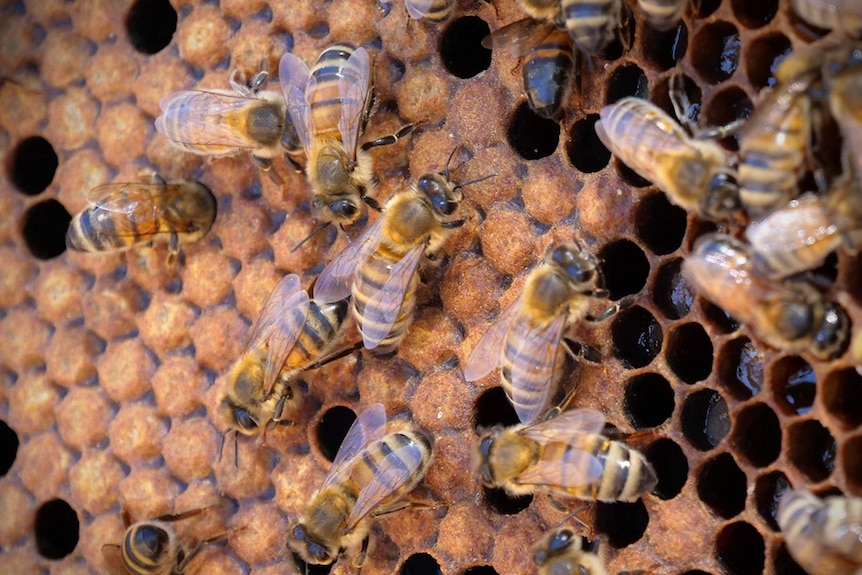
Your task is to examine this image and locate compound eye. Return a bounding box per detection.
[233,407,258,432]
[548,529,574,553]
[133,526,169,559]
[332,200,358,219]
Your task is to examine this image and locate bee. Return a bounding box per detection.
[484,19,575,119]
[288,403,434,567]
[475,407,658,503]
[464,242,626,425]
[683,233,850,360]
[101,506,228,575]
[514,0,627,56]
[778,489,862,575]
[65,180,216,267]
[533,528,608,575]
[824,43,862,179]
[636,0,688,31]
[217,274,350,438]
[313,148,492,354]
[279,44,416,228]
[790,0,862,36]
[594,95,740,220]
[155,70,298,173]
[403,0,456,21]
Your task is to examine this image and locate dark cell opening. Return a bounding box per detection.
[316,405,357,462]
[594,500,649,548]
[754,471,790,531]
[681,572,713,575]
[7,136,58,196]
[606,63,648,104]
[616,159,653,188]
[567,114,611,173]
[731,0,778,28]
[624,373,675,428]
[400,553,443,575]
[731,403,781,467]
[697,453,747,519]
[666,323,713,384]
[645,438,688,500]
[773,543,808,575]
[473,386,520,431]
[482,486,532,515]
[787,420,835,482]
[682,389,729,451]
[746,33,792,90]
[651,74,702,122]
[715,522,765,575]
[704,86,752,151]
[700,299,740,334]
[611,306,662,369]
[697,0,722,17]
[35,499,79,559]
[691,21,741,84]
[125,0,177,55]
[717,337,763,400]
[440,16,492,79]
[22,199,72,260]
[292,553,333,575]
[636,193,687,256]
[598,239,649,300]
[507,102,560,160]
[842,435,862,493]
[460,567,499,575]
[653,259,694,322]
[642,22,688,71]
[772,356,815,416]
[0,420,19,476]
[822,368,862,428]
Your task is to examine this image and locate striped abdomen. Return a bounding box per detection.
[522,28,575,119]
[561,0,619,54]
[348,430,434,501]
[405,0,455,21]
[308,43,370,141]
[791,0,862,33]
[637,0,687,30]
[281,299,350,373]
[121,523,173,575]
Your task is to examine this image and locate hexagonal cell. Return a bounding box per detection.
[696,452,746,519]
[842,434,862,493]
[440,16,492,79]
[682,389,729,451]
[666,323,713,384]
[822,368,862,428]
[566,114,611,173]
[598,239,649,300]
[697,0,722,17]
[636,193,687,256]
[624,373,674,428]
[716,337,763,400]
[771,356,815,416]
[316,405,356,462]
[773,542,808,575]
[731,0,778,28]
[787,419,836,482]
[641,21,688,71]
[754,470,790,531]
[700,298,740,334]
[400,552,443,575]
[507,102,560,160]
[22,199,72,260]
[731,403,781,467]
[35,499,79,559]
[6,136,58,196]
[124,0,177,55]
[651,73,702,121]
[703,85,752,151]
[745,33,792,90]
[652,259,694,320]
[610,305,663,369]
[645,438,688,500]
[691,21,741,84]
[482,485,532,516]
[0,420,18,476]
[715,522,765,575]
[606,63,648,104]
[594,499,649,548]
[473,386,519,431]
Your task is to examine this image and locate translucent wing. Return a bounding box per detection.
[514,449,604,490]
[279,52,313,152]
[520,407,607,441]
[313,216,385,303]
[247,274,311,395]
[101,543,129,575]
[404,0,438,19]
[84,184,200,236]
[322,403,387,489]
[155,90,265,149]
[361,242,425,349]
[463,298,522,381]
[337,47,371,163]
[482,18,555,58]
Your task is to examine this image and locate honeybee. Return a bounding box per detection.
[313,148,492,354]
[484,19,575,119]
[825,43,862,179]
[464,242,625,425]
[288,403,434,567]
[403,0,456,21]
[533,528,608,575]
[155,71,298,173]
[65,180,216,266]
[514,0,627,56]
[778,489,862,575]
[279,44,416,228]
[101,506,228,575]
[595,95,740,219]
[683,233,850,360]
[475,408,658,503]
[637,0,688,31]
[217,274,350,438]
[791,0,862,36]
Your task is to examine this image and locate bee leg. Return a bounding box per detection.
[175,530,231,572]
[351,535,371,572]
[249,70,269,94]
[304,341,364,370]
[166,232,180,268]
[562,339,602,363]
[695,119,745,141]
[360,122,420,152]
[152,506,213,524]
[440,218,467,229]
[669,73,698,134]
[585,294,636,322]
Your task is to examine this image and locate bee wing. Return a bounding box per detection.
[313,216,385,303]
[337,47,371,163]
[463,298,522,382]
[279,52,313,153]
[404,0,437,19]
[322,403,387,489]
[361,242,425,349]
[100,544,129,575]
[520,407,607,440]
[84,184,200,236]
[740,77,811,141]
[155,90,266,150]
[515,450,605,492]
[482,18,555,58]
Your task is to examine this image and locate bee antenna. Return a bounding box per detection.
[443,145,464,182]
[291,222,332,253]
[233,430,239,468]
[455,172,498,192]
[218,428,229,463]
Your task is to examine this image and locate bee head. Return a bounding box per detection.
[218,398,261,436]
[128,523,171,563]
[549,243,601,289]
[288,523,337,565]
[474,425,505,487]
[312,196,360,223]
[418,173,462,216]
[813,304,850,360]
[534,528,577,565]
[702,171,740,219]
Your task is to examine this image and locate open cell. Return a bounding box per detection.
[787,420,835,482]
[691,22,741,84]
[611,306,662,369]
[636,194,687,257]
[507,102,560,160]
[697,452,747,519]
[440,17,492,79]
[682,389,729,451]
[731,403,781,467]
[717,337,763,400]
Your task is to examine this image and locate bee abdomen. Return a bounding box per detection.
[587,436,657,502]
[66,209,138,253]
[354,430,434,495]
[522,30,575,119]
[501,339,558,423]
[561,0,616,53]
[122,525,169,575]
[638,0,687,30]
[353,252,418,353]
[286,299,350,368]
[422,0,455,22]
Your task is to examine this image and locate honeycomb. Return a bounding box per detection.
[0,0,860,574]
